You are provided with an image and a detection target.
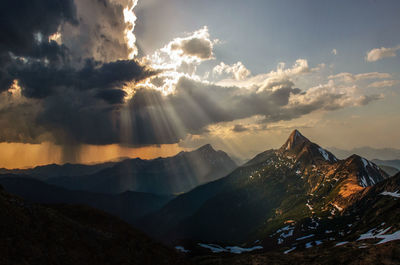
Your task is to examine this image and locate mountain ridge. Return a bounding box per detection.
[140,130,389,244]
[45,144,237,195]
[0,175,173,224]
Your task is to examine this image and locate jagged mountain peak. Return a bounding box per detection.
[280,130,310,152]
[196,144,215,152]
[176,144,216,157]
[278,130,337,164]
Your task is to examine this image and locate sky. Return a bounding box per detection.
[0,0,400,168]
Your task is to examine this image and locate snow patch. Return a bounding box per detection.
[296,234,314,241]
[273,225,295,244]
[198,243,263,254]
[361,157,369,168]
[284,246,296,254]
[376,230,400,245]
[318,147,330,161]
[335,241,349,247]
[175,246,190,253]
[369,176,376,185]
[360,176,368,188]
[380,190,400,198]
[225,246,263,254]
[357,226,400,245]
[305,242,313,248]
[198,243,226,253]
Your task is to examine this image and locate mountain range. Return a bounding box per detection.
[1,130,399,264]
[0,160,119,180]
[45,144,236,195]
[329,146,400,161]
[139,130,390,244]
[372,159,400,173]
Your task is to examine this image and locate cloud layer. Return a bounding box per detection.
[0,0,390,148]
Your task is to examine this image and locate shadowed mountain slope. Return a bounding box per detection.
[0,176,173,224]
[46,144,237,195]
[0,185,190,265]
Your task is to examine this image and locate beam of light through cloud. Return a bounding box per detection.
[136,26,217,96]
[0,0,399,167]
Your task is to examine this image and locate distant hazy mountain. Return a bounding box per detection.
[140,130,388,243]
[0,160,119,180]
[372,159,400,170]
[0,184,189,265]
[329,147,400,160]
[0,176,173,224]
[378,165,399,176]
[47,144,237,195]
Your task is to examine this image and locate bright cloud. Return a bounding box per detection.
[140,27,219,95]
[159,26,216,65]
[366,45,400,62]
[123,0,139,59]
[213,62,251,81]
[216,59,323,89]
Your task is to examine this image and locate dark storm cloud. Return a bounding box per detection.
[11,59,152,99]
[0,0,77,93]
[0,0,77,54]
[0,0,158,146]
[96,89,127,104]
[37,90,122,145]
